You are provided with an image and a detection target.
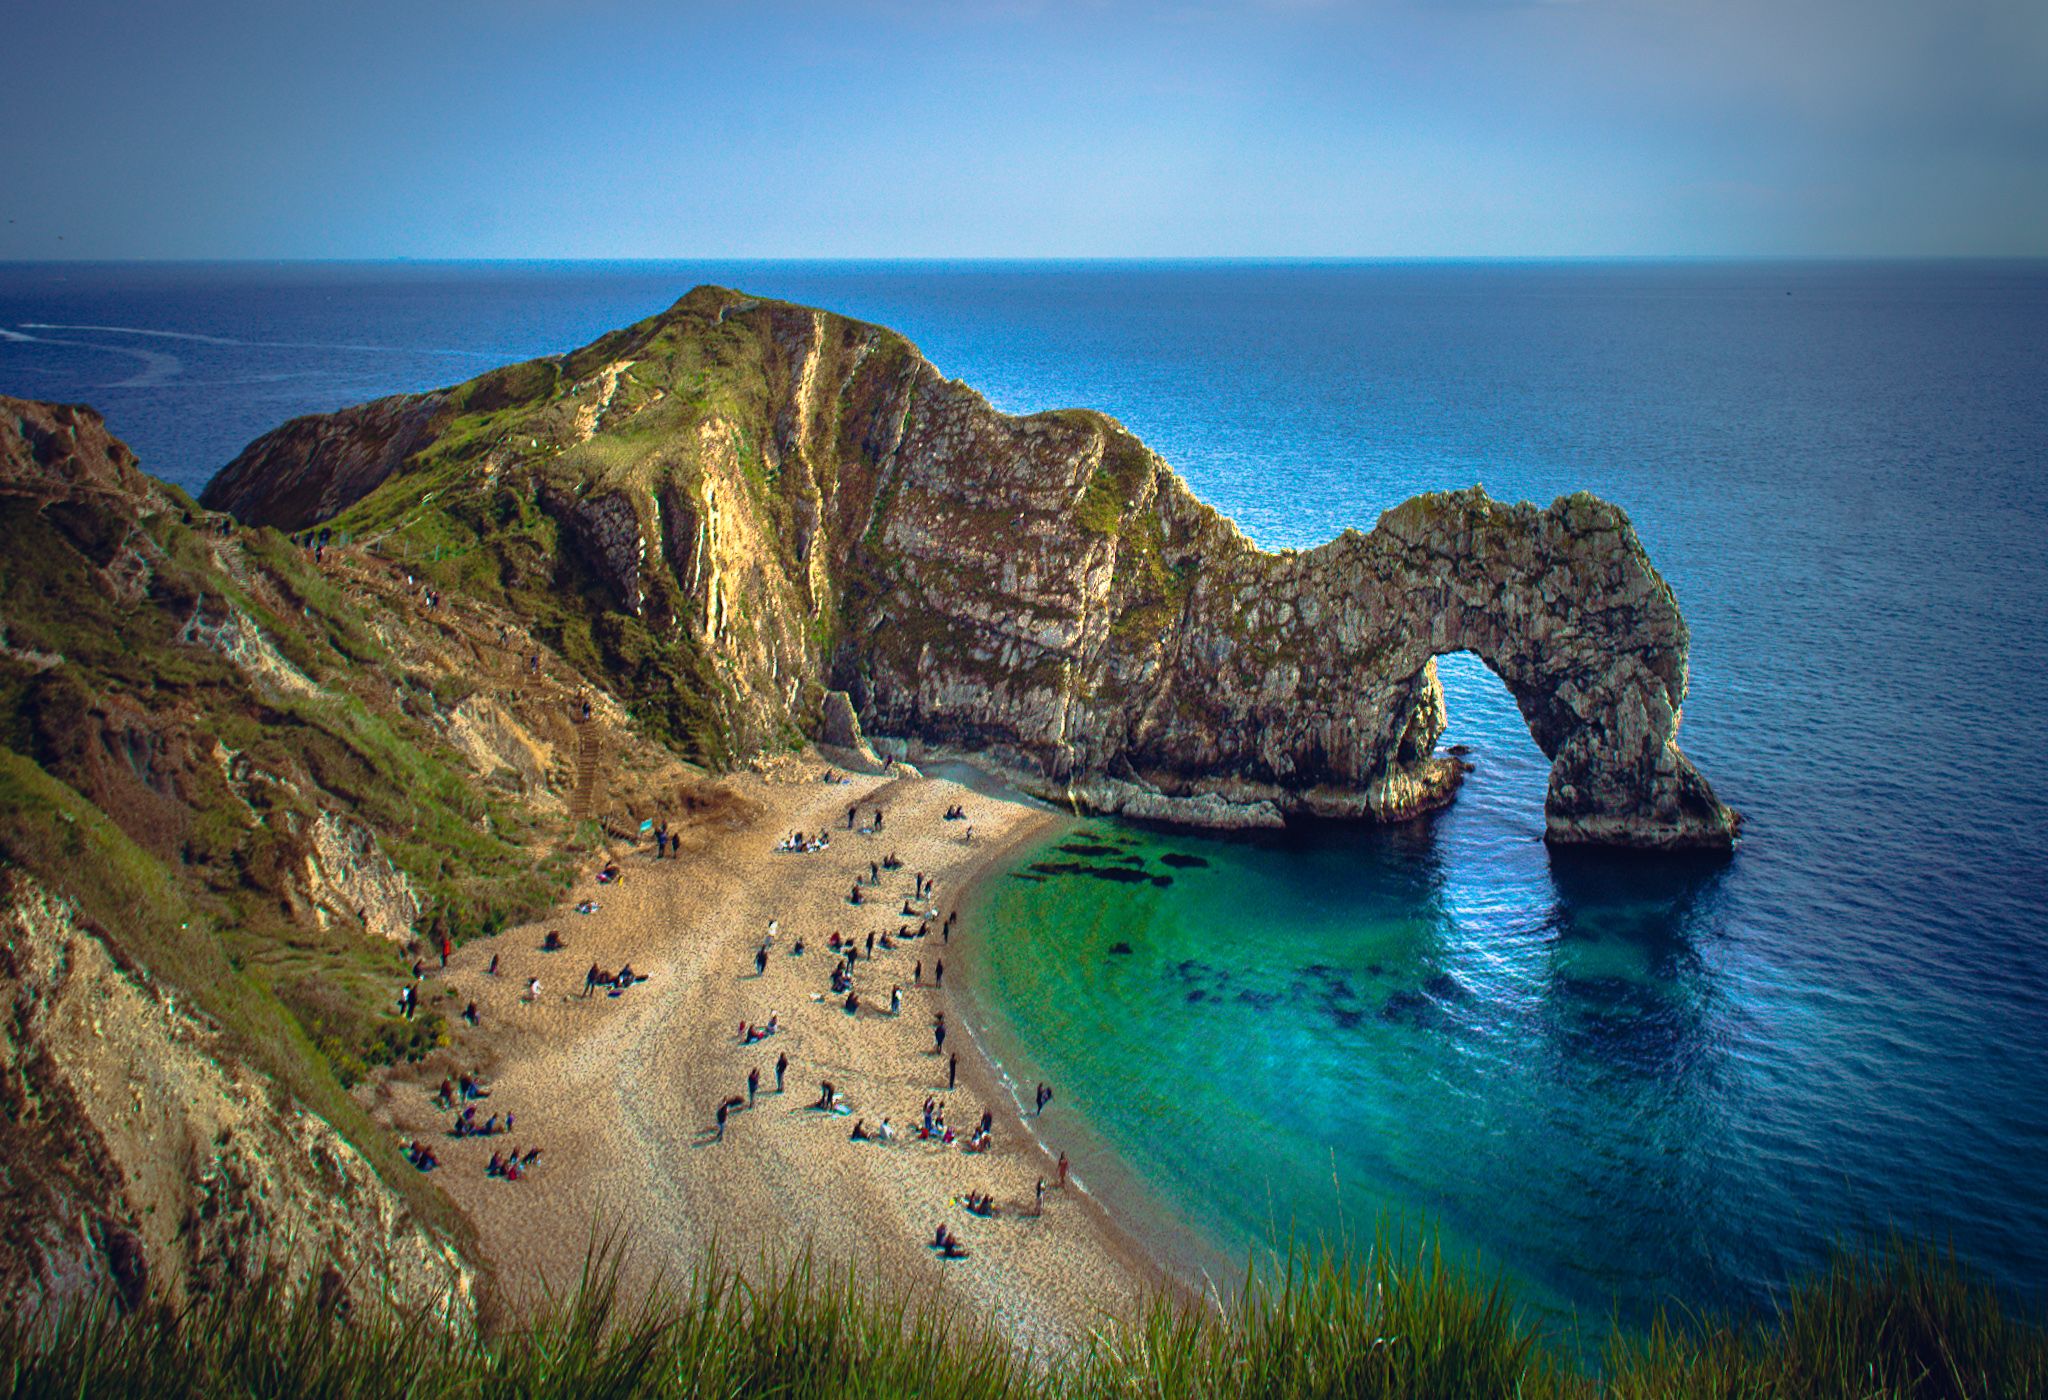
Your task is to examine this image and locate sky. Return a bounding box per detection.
[3,0,2044,259]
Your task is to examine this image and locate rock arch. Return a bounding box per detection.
[1371,490,1735,849]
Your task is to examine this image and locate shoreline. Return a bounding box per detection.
[360,752,1182,1356]
[944,832,1248,1318]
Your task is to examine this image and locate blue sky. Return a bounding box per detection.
[4,0,2043,258]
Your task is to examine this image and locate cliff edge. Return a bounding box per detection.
[205,288,1737,850]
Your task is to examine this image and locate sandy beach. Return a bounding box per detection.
[362,756,1174,1356]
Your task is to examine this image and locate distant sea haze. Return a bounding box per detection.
[3,259,2044,1325]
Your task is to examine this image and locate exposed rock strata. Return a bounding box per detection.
[206,288,1737,849]
[0,871,472,1318]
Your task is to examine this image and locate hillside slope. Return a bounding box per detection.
[0,397,702,1314]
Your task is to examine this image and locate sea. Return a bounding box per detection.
[3,259,2044,1333]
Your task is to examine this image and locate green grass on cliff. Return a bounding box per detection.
[3,1233,2039,1399]
[0,749,475,1256]
[0,486,574,1097]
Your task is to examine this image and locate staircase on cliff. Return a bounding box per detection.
[568,713,603,822]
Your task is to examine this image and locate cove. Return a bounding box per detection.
[957,653,2042,1331]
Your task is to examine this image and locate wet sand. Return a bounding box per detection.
[364,758,1173,1356]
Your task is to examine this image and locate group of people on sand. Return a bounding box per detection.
[487,1146,542,1180]
[448,1103,528,1152]
[585,962,647,997]
[435,1073,491,1108]
[778,830,832,854]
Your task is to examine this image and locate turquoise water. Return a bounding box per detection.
[3,259,2044,1326]
[968,652,2046,1329]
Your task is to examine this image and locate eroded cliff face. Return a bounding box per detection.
[0,871,473,1319]
[204,287,1737,849]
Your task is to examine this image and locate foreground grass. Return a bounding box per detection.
[4,1233,2041,1399]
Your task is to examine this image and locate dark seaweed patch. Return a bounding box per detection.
[1027,861,1155,884]
[1423,972,1470,1003]
[1058,842,1121,858]
[1235,988,1282,1010]
[1159,853,1210,869]
[1366,964,1384,977]
[1151,875,1173,888]
[1185,989,1207,1003]
[1380,989,1438,1027]
[1007,872,1047,883]
[1107,941,1134,956]
[1331,1008,1363,1029]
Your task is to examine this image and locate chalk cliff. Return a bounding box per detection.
[206,288,1737,849]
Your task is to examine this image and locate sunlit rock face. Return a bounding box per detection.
[203,289,1737,849]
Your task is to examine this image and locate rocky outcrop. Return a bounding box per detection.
[202,287,1738,850]
[201,390,455,529]
[0,871,471,1319]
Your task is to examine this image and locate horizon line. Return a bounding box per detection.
[6,254,2048,268]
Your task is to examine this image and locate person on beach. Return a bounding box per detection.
[462,1001,480,1026]
[525,977,541,1001]
[747,1066,760,1106]
[488,953,500,976]
[755,946,769,977]
[849,885,863,906]
[850,1119,869,1141]
[933,1014,946,1053]
[847,804,857,830]
[1057,1152,1069,1188]
[879,1117,895,1143]
[714,1099,730,1142]
[914,960,922,986]
[1035,1082,1054,1116]
[934,959,945,988]
[874,808,884,831]
[439,934,452,969]
[1035,1179,1045,1216]
[814,1081,836,1110]
[891,985,902,1016]
[775,1051,788,1092]
[948,1052,957,1089]
[584,964,603,998]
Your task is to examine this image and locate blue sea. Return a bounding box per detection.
[3,260,2045,1331]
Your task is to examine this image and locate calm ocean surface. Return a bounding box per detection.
[3,260,2045,1328]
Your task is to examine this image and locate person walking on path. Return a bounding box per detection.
[775,1051,788,1093]
[747,1066,760,1107]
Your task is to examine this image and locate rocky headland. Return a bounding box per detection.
[208,286,1737,850]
